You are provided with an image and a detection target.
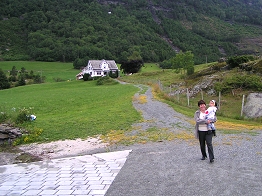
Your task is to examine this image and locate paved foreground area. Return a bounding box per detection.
[1,134,262,196]
[106,139,262,196]
[0,150,131,196]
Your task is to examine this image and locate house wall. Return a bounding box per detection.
[76,60,118,79]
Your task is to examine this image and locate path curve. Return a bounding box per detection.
[132,85,193,133]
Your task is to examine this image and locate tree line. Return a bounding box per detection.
[0,0,261,67]
[0,66,44,90]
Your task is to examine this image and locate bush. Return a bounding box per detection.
[83,73,91,81]
[252,60,262,74]
[92,76,100,80]
[15,107,34,124]
[96,76,118,85]
[227,55,255,69]
[13,127,43,145]
[187,65,194,75]
[109,70,119,78]
[214,74,262,93]
[33,74,45,83]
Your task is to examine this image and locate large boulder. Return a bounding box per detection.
[243,93,262,118]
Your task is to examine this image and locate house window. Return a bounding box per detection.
[90,72,92,75]
[97,72,101,75]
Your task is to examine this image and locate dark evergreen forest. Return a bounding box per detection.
[0,0,262,67]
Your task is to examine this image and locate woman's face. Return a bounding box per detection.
[199,103,206,111]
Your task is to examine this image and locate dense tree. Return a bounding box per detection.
[10,66,18,77]
[0,0,262,65]
[0,69,10,90]
[17,74,26,86]
[120,59,144,74]
[120,51,144,74]
[172,51,194,75]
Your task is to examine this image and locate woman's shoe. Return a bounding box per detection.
[210,159,214,163]
[201,156,207,160]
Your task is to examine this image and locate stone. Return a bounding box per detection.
[0,124,23,144]
[243,93,262,118]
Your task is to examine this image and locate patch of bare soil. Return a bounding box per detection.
[0,137,108,166]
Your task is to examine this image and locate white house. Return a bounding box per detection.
[76,59,119,80]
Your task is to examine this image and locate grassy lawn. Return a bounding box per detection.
[0,61,142,144]
[0,61,79,82]
[0,81,141,143]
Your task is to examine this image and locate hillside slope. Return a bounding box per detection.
[0,0,262,64]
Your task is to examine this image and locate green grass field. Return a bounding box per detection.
[0,80,141,143]
[1,61,261,145]
[0,61,142,144]
[0,81,140,141]
[0,61,79,83]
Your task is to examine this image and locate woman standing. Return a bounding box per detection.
[194,100,215,163]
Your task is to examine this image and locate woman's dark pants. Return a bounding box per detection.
[198,131,214,160]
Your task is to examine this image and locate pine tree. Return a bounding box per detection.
[0,69,10,90]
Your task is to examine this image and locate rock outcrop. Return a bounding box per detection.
[243,93,262,118]
[0,124,23,144]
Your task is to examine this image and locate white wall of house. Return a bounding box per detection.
[76,60,118,80]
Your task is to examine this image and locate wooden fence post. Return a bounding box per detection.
[241,95,245,116]
[218,91,221,110]
[187,88,189,106]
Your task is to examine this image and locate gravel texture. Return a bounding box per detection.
[106,86,262,196]
[131,84,192,133]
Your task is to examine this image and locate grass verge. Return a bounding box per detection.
[0,80,141,144]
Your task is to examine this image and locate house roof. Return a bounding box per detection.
[89,60,118,70]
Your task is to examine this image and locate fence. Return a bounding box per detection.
[156,80,246,117]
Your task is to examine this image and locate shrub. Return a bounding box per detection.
[109,70,119,78]
[96,76,118,85]
[13,127,43,145]
[15,107,34,124]
[92,76,100,80]
[227,55,255,69]
[252,59,262,74]
[83,73,91,81]
[33,74,45,83]
[187,65,194,75]
[214,74,262,93]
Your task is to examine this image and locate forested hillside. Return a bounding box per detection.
[0,0,262,66]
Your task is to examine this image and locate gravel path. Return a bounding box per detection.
[106,85,262,196]
[131,84,192,133]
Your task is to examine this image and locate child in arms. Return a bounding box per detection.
[205,100,217,136]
